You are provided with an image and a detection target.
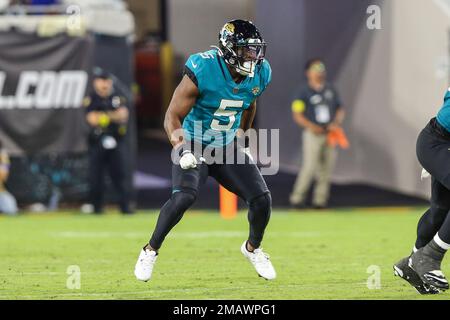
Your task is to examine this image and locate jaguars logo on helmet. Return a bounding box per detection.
[223,22,235,34]
[214,19,267,77]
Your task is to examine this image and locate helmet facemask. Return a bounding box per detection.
[233,40,266,77]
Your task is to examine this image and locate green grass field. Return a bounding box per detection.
[0,207,449,300]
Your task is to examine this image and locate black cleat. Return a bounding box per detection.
[393,256,440,294]
[409,242,449,291]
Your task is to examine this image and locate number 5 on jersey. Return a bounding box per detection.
[211,99,244,130]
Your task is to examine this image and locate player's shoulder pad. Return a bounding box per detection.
[257,59,272,90]
[185,49,217,89]
[186,50,217,75]
[444,87,450,103]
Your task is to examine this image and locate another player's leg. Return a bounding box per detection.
[393,209,444,294]
[394,178,449,294]
[410,196,450,291]
[413,177,450,251]
[211,146,275,280]
[399,120,450,291]
[135,163,207,282]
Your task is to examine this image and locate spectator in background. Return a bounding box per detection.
[0,140,18,215]
[84,68,132,214]
[289,58,345,209]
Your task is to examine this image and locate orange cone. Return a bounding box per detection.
[219,185,237,219]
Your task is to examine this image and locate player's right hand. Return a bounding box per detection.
[179,150,197,169]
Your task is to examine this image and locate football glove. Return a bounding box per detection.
[179,150,197,170]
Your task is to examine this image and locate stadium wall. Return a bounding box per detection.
[168,0,254,59]
[256,0,450,199]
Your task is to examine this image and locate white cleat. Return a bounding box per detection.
[241,241,276,280]
[134,247,158,282]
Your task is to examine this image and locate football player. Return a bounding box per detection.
[394,87,450,294]
[134,20,276,281]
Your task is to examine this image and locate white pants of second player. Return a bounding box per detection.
[290,130,337,207]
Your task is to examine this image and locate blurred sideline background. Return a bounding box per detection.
[0,0,449,211]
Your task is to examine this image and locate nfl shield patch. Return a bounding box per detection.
[252,87,260,95]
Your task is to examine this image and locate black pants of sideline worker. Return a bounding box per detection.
[415,117,450,248]
[89,141,130,214]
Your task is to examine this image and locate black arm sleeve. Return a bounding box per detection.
[183,66,198,87]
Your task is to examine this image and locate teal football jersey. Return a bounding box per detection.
[436,87,450,132]
[182,49,272,147]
